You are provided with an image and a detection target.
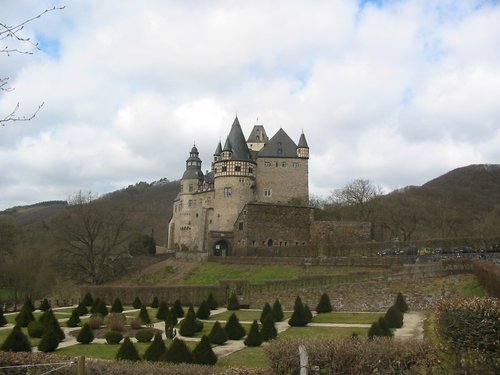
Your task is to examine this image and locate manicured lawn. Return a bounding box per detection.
[4,311,69,324]
[210,310,291,322]
[280,326,368,339]
[217,346,269,368]
[312,312,382,324]
[0,327,41,347]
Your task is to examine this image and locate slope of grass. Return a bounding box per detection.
[281,326,368,338]
[217,346,269,368]
[457,280,486,297]
[312,312,382,324]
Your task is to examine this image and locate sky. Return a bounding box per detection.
[1,0,499,210]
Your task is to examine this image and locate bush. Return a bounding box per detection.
[227,292,240,311]
[138,306,151,325]
[0,326,31,352]
[91,298,108,316]
[27,320,44,338]
[179,306,198,337]
[38,299,50,312]
[136,328,155,343]
[192,335,217,365]
[172,300,184,318]
[14,304,35,328]
[143,332,166,361]
[116,337,140,361]
[132,296,142,309]
[111,298,124,313]
[304,304,313,324]
[207,293,218,310]
[208,321,227,345]
[0,308,7,327]
[165,308,178,328]
[40,310,65,342]
[225,313,246,340]
[88,314,104,329]
[76,323,94,344]
[105,330,123,344]
[368,321,383,340]
[378,317,393,337]
[151,296,159,308]
[196,301,210,320]
[165,338,193,364]
[244,320,262,347]
[288,296,308,327]
[316,293,333,313]
[38,328,59,352]
[76,303,88,316]
[384,306,403,328]
[130,317,143,329]
[260,313,277,342]
[105,313,126,331]
[156,301,169,321]
[395,292,409,313]
[259,302,273,324]
[66,309,81,327]
[25,300,35,312]
[272,299,284,322]
[82,292,93,306]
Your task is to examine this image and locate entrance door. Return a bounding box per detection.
[213,240,231,256]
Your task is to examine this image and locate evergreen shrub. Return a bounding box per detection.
[384,306,404,328]
[132,297,142,309]
[38,299,50,312]
[196,300,210,320]
[0,308,7,327]
[151,296,159,308]
[116,337,140,361]
[179,306,198,337]
[172,300,184,318]
[40,310,64,341]
[14,304,35,327]
[38,328,59,352]
[156,301,169,321]
[138,306,151,324]
[76,323,94,344]
[225,313,246,340]
[66,309,81,327]
[304,304,313,324]
[288,296,308,327]
[207,293,218,310]
[260,302,273,324]
[227,292,240,311]
[395,292,409,313]
[165,338,193,364]
[82,292,93,306]
[244,320,262,347]
[76,303,88,316]
[272,299,284,322]
[143,332,166,361]
[192,335,217,365]
[0,326,31,352]
[316,293,333,313]
[25,300,35,312]
[105,330,123,344]
[111,298,124,313]
[27,320,44,338]
[135,328,154,343]
[208,321,227,345]
[260,313,277,342]
[165,308,178,327]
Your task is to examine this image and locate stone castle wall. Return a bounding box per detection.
[311,221,372,245]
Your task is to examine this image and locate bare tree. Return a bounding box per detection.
[1,6,64,125]
[329,179,382,220]
[56,191,131,285]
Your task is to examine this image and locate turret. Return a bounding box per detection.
[182,145,204,193]
[297,132,309,159]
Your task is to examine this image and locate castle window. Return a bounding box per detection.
[238,222,244,230]
[180,184,183,192]
[214,168,217,173]
[196,213,199,218]
[281,161,287,167]
[256,135,260,140]
[267,239,273,247]
[188,200,193,208]
[239,177,245,182]
[248,167,253,173]
[264,161,271,168]
[235,165,241,172]
[243,210,247,215]
[293,162,300,167]
[189,184,194,192]
[224,187,232,197]
[222,166,227,172]
[264,188,272,197]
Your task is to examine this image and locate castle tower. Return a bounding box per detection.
[297,132,309,159]
[247,124,269,152]
[212,116,257,232]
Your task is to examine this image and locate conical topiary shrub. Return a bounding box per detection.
[193,335,217,365]
[304,304,313,324]
[82,292,93,307]
[116,336,140,361]
[111,298,124,313]
[138,306,151,324]
[0,326,31,352]
[67,309,81,327]
[0,307,7,327]
[91,298,108,316]
[378,317,393,337]
[165,308,178,327]
[156,301,169,321]
[15,303,35,327]
[368,321,384,340]
[384,305,404,328]
[179,306,198,337]
[132,296,143,309]
[151,296,159,309]
[208,320,227,345]
[42,310,65,341]
[316,293,333,313]
[38,327,59,352]
[225,313,246,340]
[227,292,240,311]
[76,303,88,316]
[25,299,35,312]
[77,323,94,344]
[395,292,409,313]
[244,320,262,347]
[207,293,218,310]
[260,302,273,324]
[38,298,51,312]
[143,332,167,361]
[272,299,284,322]
[260,313,277,341]
[27,320,44,338]
[196,300,210,320]
[164,338,193,364]
[288,296,308,327]
[172,299,184,318]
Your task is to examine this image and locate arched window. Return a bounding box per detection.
[267,239,273,247]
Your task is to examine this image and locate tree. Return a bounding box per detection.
[0,326,31,352]
[207,293,218,310]
[40,310,64,341]
[38,299,50,311]
[260,302,273,323]
[67,309,81,327]
[1,6,64,125]
[384,305,404,328]
[196,300,210,320]
[143,332,166,361]
[272,299,284,322]
[179,305,201,337]
[111,298,124,313]
[227,292,240,311]
[116,337,140,361]
[14,303,34,327]
[138,306,151,325]
[76,323,94,344]
[288,296,308,327]
[304,304,313,324]
[244,320,262,347]
[208,320,227,345]
[165,338,193,364]
[316,293,333,313]
[193,335,217,365]
[225,313,246,340]
[329,179,382,220]
[132,296,142,309]
[156,301,169,321]
[165,308,178,328]
[260,313,277,341]
[0,307,7,327]
[55,191,130,285]
[150,296,159,308]
[82,293,93,306]
[76,302,88,316]
[128,233,156,256]
[38,327,59,352]
[395,292,409,313]
[172,299,184,318]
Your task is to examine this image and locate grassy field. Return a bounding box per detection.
[312,312,382,324]
[281,326,368,338]
[217,346,269,368]
[180,263,385,285]
[4,311,69,325]
[0,327,41,347]
[209,310,291,322]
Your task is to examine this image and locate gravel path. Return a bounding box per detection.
[393,311,426,341]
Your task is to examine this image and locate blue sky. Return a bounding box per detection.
[0,0,499,209]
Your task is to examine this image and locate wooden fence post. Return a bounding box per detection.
[76,355,85,375]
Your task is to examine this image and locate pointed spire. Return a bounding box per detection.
[232,115,241,127]
[223,136,232,152]
[214,140,222,156]
[298,132,309,148]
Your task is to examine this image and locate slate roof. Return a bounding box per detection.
[214,141,222,156]
[298,132,309,148]
[224,116,253,161]
[257,128,298,158]
[246,125,269,143]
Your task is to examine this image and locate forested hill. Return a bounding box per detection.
[0,179,180,246]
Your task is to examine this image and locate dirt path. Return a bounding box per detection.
[393,311,425,341]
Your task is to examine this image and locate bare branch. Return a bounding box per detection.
[1,102,44,126]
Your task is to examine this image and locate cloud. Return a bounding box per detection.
[1,0,500,209]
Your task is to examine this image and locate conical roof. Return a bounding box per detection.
[247,125,268,143]
[257,128,298,158]
[214,141,222,156]
[225,116,253,161]
[298,132,309,148]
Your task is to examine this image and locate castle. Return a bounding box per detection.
[167,116,319,256]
